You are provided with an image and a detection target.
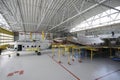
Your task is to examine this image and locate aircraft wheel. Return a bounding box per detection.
[16,53,20,56]
[35,51,38,53]
[8,55,11,57]
[37,52,41,55]
[0,49,2,55]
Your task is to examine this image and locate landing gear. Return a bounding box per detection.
[16,53,20,56]
[35,50,41,56]
[37,52,41,55]
[0,49,2,55]
[35,51,38,53]
[8,55,11,57]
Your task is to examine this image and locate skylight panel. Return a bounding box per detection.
[70,6,120,33]
[106,9,118,14]
[115,6,120,10]
[101,12,107,17]
[110,13,119,20]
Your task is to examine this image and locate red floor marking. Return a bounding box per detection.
[48,54,80,80]
[19,70,24,75]
[7,70,24,77]
[14,71,19,74]
[95,69,120,80]
[7,73,14,77]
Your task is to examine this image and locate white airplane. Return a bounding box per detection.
[53,36,104,45]
[7,39,51,56]
[76,33,120,46]
[53,37,66,43]
[77,36,104,45]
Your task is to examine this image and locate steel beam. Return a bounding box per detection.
[48,0,107,31]
[36,0,54,31]
[16,0,26,32]
[88,0,120,12]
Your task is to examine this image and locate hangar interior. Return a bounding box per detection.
[0,0,120,80]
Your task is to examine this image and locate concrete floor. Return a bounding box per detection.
[0,50,120,80]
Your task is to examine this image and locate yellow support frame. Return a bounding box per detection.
[30,32,32,41]
[42,31,45,40]
[51,44,120,62]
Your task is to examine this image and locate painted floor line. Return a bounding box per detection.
[95,69,120,80]
[48,54,80,80]
[7,70,24,77]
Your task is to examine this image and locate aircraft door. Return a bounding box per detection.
[17,45,22,51]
